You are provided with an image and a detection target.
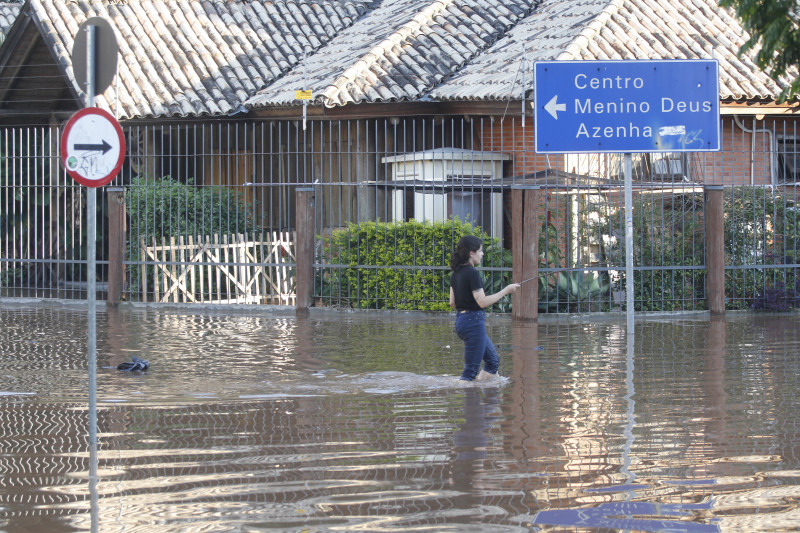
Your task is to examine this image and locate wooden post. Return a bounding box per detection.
[704,185,725,314]
[295,187,315,312]
[106,187,125,305]
[512,186,540,320]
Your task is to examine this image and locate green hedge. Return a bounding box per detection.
[318,218,512,312]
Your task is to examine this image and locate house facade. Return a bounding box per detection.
[0,0,798,310]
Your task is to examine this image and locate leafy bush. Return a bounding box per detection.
[537,218,612,312]
[126,176,258,291]
[318,218,512,312]
[602,186,800,311]
[604,191,708,311]
[751,280,800,311]
[723,186,800,309]
[539,270,610,313]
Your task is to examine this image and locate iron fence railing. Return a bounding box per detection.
[3,117,800,313]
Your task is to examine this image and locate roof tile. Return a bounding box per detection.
[23,0,372,118]
[432,0,796,102]
[1,0,794,119]
[247,0,536,108]
[0,2,20,36]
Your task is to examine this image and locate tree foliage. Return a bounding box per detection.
[720,0,800,100]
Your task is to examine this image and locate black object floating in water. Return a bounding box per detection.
[117,355,150,372]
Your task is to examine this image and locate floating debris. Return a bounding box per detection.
[117,355,150,372]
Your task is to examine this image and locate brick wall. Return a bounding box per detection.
[477,114,798,185]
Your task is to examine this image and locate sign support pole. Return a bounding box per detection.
[624,153,634,334]
[85,23,99,533]
[532,59,720,333]
[86,24,97,442]
[67,19,122,531]
[623,154,636,494]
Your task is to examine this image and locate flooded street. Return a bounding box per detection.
[2,302,800,532]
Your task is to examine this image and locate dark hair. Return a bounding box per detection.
[449,235,482,270]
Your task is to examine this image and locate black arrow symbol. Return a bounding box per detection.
[73,139,112,154]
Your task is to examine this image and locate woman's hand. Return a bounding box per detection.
[504,283,520,295]
[472,283,520,309]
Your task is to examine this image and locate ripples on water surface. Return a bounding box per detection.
[1,302,800,531]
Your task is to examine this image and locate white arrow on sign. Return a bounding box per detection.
[544,95,566,119]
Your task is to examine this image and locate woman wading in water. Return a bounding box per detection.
[449,236,519,381]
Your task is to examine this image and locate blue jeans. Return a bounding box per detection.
[455,310,499,381]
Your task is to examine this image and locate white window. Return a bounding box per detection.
[451,190,490,229]
[608,152,691,182]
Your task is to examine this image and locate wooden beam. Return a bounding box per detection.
[704,186,725,314]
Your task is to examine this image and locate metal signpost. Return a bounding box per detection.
[65,18,122,532]
[533,60,720,497]
[534,59,720,331]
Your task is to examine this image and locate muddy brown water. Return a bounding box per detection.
[1,302,799,531]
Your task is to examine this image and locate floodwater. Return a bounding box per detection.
[1,302,799,532]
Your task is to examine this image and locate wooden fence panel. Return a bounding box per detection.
[139,233,296,305]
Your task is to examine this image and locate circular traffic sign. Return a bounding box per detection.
[61,107,126,187]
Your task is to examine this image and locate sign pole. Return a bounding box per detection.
[86,22,97,441]
[67,19,122,532]
[85,23,99,533]
[533,59,721,331]
[624,153,634,333]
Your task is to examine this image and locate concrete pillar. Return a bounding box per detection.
[106,187,125,305]
[295,188,315,312]
[704,185,725,314]
[512,186,540,320]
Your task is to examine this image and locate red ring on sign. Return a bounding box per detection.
[61,107,126,188]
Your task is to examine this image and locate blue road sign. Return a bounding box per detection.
[534,60,720,153]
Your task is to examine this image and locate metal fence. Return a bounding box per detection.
[2,115,800,313]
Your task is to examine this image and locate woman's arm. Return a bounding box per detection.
[449,287,456,309]
[472,283,520,309]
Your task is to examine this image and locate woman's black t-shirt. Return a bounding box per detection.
[450,265,484,311]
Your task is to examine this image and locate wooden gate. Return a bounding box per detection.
[139,232,296,304]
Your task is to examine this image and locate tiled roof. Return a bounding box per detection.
[26,0,372,119]
[245,0,537,108]
[428,0,616,101]
[576,0,791,100]
[431,0,794,102]
[0,2,21,36]
[1,0,794,119]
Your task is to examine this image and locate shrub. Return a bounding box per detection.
[751,280,800,311]
[537,218,612,313]
[126,176,258,291]
[602,186,800,311]
[724,186,798,309]
[0,127,87,286]
[605,191,711,311]
[318,218,512,312]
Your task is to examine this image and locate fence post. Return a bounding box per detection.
[704,185,725,314]
[107,187,125,305]
[295,188,315,312]
[512,186,540,320]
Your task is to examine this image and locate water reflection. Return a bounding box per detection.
[534,500,719,531]
[1,304,800,531]
[702,316,727,446]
